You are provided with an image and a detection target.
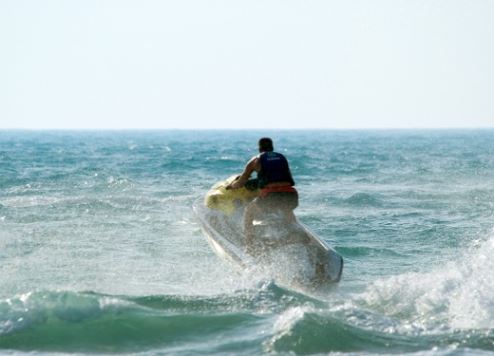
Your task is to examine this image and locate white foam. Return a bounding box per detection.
[0,196,61,208]
[272,306,307,334]
[361,233,494,330]
[264,305,311,352]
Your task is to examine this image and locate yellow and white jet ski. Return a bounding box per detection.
[193,176,343,286]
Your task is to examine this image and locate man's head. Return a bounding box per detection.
[258,137,274,152]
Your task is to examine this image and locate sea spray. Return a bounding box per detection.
[2,129,494,354]
[360,232,494,331]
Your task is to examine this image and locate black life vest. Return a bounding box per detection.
[257,151,295,188]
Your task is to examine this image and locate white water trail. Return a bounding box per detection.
[360,232,494,330]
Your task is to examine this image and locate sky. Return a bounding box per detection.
[1,0,493,129]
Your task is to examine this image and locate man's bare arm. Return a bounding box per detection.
[226,157,258,189]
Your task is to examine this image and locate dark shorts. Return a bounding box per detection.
[253,191,299,212]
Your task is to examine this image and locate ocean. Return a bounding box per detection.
[1,129,494,355]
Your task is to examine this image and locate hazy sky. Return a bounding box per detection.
[1,0,493,129]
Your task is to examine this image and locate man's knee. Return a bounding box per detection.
[270,193,298,211]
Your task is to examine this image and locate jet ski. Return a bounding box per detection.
[193,176,343,287]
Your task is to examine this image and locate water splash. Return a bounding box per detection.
[360,233,494,331]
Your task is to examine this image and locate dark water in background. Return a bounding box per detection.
[1,129,494,355]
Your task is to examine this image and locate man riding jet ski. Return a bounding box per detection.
[225,137,298,253]
[194,138,343,286]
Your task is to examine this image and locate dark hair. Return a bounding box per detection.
[258,137,274,152]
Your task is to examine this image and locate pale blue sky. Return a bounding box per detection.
[1,0,493,129]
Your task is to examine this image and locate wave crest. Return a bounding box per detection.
[360,234,494,330]
[0,283,318,353]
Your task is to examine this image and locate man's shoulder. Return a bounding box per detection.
[247,155,261,170]
[248,154,261,162]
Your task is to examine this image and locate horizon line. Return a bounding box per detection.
[1,126,494,131]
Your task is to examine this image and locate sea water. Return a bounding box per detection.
[1,129,494,355]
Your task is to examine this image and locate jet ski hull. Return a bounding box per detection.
[193,177,343,286]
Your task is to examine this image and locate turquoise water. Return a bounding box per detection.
[1,129,494,355]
